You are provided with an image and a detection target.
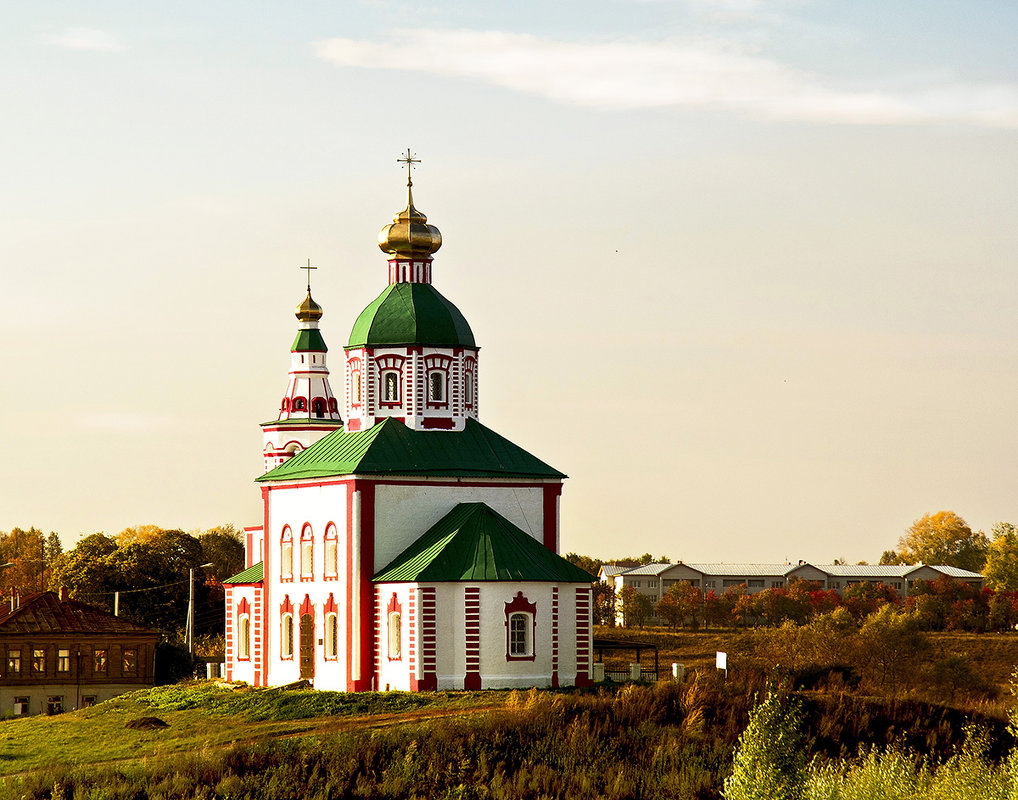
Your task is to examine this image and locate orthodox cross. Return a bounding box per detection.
[300,258,317,292]
[398,148,420,186]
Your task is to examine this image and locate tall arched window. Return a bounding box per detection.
[464,371,473,405]
[293,397,306,411]
[324,525,339,578]
[351,369,362,404]
[280,614,294,658]
[300,525,313,579]
[382,371,400,404]
[238,614,250,660]
[428,371,445,403]
[325,613,338,659]
[504,591,537,661]
[280,527,293,580]
[388,612,401,659]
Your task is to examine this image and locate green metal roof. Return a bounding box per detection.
[374,503,596,583]
[347,283,475,348]
[291,328,328,352]
[223,562,264,584]
[257,417,564,482]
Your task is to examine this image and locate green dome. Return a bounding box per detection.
[347,283,475,348]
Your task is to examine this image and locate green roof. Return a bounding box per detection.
[257,417,564,482]
[291,328,328,352]
[347,283,475,348]
[374,503,596,583]
[224,561,264,584]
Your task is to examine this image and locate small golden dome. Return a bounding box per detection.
[378,185,442,259]
[296,290,323,322]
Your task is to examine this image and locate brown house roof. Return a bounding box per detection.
[0,592,155,635]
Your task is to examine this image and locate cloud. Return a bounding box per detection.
[315,30,1018,127]
[78,413,170,433]
[46,27,126,52]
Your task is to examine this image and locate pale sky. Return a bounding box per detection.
[1,1,1016,564]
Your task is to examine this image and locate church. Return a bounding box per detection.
[224,162,595,691]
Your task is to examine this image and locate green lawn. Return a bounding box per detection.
[0,684,504,776]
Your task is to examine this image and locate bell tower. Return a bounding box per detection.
[261,264,344,471]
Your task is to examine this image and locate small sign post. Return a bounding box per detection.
[716,651,728,680]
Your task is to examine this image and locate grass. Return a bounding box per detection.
[0,683,506,777]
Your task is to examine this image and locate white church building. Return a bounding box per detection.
[224,168,595,692]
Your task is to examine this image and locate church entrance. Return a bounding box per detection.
[300,614,315,680]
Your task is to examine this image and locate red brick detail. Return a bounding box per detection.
[408,590,417,690]
[464,587,481,690]
[225,585,233,681]
[253,586,263,687]
[551,587,559,688]
[355,480,376,691]
[347,418,362,432]
[419,588,437,691]
[421,417,455,429]
[575,587,592,687]
[374,587,383,684]
[299,594,313,618]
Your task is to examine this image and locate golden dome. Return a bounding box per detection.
[378,185,442,259]
[296,290,323,322]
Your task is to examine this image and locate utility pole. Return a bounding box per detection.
[187,563,214,654]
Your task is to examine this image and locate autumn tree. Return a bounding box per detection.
[983,522,1018,591]
[892,511,988,572]
[655,592,683,629]
[564,552,602,579]
[618,586,653,628]
[0,527,54,594]
[591,581,616,626]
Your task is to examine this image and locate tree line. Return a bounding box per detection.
[0,524,244,639]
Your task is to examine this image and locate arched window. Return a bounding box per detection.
[324,525,339,578]
[293,397,306,411]
[312,398,325,418]
[464,371,473,405]
[238,614,250,660]
[281,397,291,412]
[387,593,402,661]
[504,591,537,661]
[508,613,530,657]
[388,612,401,659]
[351,370,362,404]
[428,371,445,403]
[325,612,338,659]
[280,527,293,580]
[300,525,313,579]
[280,613,294,658]
[382,371,400,404]
[328,397,338,412]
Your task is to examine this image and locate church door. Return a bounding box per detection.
[299,614,315,680]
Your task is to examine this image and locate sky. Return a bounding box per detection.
[1,0,1016,564]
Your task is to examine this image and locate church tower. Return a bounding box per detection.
[344,167,478,432]
[261,281,344,471]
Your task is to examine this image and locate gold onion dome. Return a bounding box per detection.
[378,185,442,259]
[295,290,323,322]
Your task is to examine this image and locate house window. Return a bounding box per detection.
[388,612,401,659]
[93,649,107,674]
[7,649,21,675]
[324,525,339,578]
[13,696,29,716]
[300,525,313,579]
[32,649,45,674]
[325,612,338,659]
[123,648,138,675]
[504,591,537,662]
[428,371,445,403]
[281,614,294,659]
[771,581,783,588]
[238,614,251,660]
[382,371,400,404]
[748,580,765,588]
[281,527,293,580]
[81,695,97,708]
[57,649,70,672]
[46,696,63,715]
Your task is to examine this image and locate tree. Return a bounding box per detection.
[564,552,602,579]
[0,527,50,594]
[703,589,733,630]
[618,586,653,628]
[591,581,616,626]
[655,592,683,630]
[892,511,988,572]
[196,525,245,584]
[983,522,1018,591]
